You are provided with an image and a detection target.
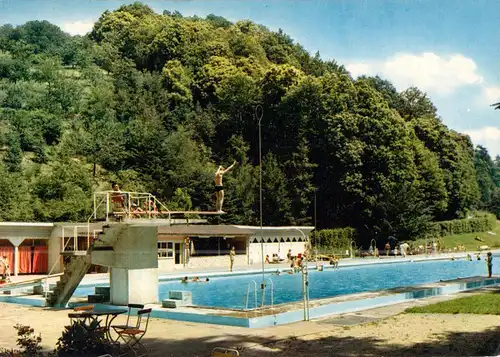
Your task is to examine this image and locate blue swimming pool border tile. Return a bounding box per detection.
[3,277,500,328]
[0,295,47,307]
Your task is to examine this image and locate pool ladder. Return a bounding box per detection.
[245,278,274,310]
[263,277,274,309]
[245,280,258,310]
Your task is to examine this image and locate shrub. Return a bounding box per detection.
[0,324,44,357]
[54,319,114,357]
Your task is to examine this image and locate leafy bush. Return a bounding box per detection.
[54,320,114,357]
[310,228,357,253]
[0,324,44,357]
[430,213,496,237]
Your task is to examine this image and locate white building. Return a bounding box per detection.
[0,222,314,276]
[157,225,314,271]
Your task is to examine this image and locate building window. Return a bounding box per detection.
[158,241,174,259]
[190,236,247,256]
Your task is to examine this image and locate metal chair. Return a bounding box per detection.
[116,308,151,357]
[111,303,144,338]
[212,347,240,357]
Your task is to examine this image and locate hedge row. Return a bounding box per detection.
[310,227,357,250]
[311,213,496,249]
[430,213,496,237]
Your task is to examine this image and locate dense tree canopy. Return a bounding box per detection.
[0,2,492,246]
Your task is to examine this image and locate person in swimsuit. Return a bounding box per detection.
[1,256,10,282]
[229,246,236,272]
[487,252,493,278]
[215,161,236,212]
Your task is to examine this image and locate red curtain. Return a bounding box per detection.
[33,246,48,274]
[18,246,32,274]
[0,247,14,275]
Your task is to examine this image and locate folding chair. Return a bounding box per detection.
[211,347,240,357]
[116,308,151,357]
[111,303,144,338]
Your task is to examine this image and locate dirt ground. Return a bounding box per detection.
[1,299,500,356]
[242,314,500,356]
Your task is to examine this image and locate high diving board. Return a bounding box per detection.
[113,211,226,216]
[168,211,226,215]
[0,273,63,293]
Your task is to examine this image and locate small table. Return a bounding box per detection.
[69,309,127,341]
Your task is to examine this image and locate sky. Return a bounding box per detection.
[1,0,500,156]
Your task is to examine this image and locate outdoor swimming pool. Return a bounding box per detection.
[158,257,499,309]
[73,256,499,310]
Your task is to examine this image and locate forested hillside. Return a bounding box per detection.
[0,2,497,243]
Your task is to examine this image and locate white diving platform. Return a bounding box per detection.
[93,191,226,224]
[112,211,226,216]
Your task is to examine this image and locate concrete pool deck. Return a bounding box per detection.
[2,251,499,328]
[2,286,500,356]
[3,273,500,328]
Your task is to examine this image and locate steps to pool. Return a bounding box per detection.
[87,286,110,303]
[162,291,193,308]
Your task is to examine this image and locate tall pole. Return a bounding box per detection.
[294,227,309,320]
[314,192,317,260]
[256,105,265,306]
[314,192,317,230]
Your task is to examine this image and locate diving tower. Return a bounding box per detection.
[46,223,159,307]
[43,190,225,307]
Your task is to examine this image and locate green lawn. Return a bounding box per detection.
[412,221,500,251]
[407,293,500,315]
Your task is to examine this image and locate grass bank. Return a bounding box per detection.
[407,292,500,315]
[412,220,500,251]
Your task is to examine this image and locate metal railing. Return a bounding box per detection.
[93,191,171,223]
[245,280,258,310]
[264,277,274,309]
[43,196,108,300]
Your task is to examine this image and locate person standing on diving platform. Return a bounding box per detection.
[215,161,236,213]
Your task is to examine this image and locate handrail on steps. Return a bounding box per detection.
[245,280,258,310]
[43,196,107,301]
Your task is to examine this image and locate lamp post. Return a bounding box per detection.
[292,227,310,321]
[314,191,317,261]
[255,105,265,306]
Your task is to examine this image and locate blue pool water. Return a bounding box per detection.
[73,257,499,310]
